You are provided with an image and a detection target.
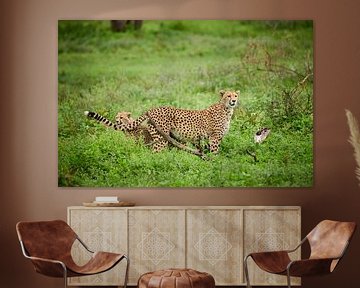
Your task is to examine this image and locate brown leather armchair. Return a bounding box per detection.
[244,220,356,288]
[16,220,129,288]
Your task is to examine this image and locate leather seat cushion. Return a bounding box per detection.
[138,268,215,288]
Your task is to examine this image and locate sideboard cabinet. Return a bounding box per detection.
[67,206,301,286]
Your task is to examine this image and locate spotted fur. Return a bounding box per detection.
[117,90,239,153]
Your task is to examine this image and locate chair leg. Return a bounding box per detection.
[286,269,292,288]
[243,255,252,288]
[123,255,130,288]
[62,264,68,288]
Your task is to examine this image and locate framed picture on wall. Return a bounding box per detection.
[58,20,313,188]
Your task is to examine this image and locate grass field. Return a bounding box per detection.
[58,20,313,187]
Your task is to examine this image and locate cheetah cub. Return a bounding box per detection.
[115,111,153,145]
[84,110,154,144]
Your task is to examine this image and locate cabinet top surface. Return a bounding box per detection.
[68,205,301,210]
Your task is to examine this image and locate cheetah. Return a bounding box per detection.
[84,111,154,144]
[115,111,153,144]
[116,90,239,153]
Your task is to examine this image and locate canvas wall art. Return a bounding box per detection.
[58,20,313,187]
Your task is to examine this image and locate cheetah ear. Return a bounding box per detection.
[236,90,240,95]
[125,112,131,117]
[219,90,225,97]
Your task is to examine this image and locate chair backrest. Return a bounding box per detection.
[16,220,77,261]
[306,220,356,264]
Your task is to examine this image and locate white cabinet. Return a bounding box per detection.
[68,206,300,286]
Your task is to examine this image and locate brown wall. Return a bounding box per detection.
[1,0,360,287]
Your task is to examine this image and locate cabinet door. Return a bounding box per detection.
[187,209,243,285]
[243,208,301,286]
[128,209,186,284]
[68,208,127,286]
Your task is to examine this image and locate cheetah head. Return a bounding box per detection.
[219,90,239,108]
[115,111,134,125]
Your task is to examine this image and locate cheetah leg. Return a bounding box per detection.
[209,135,221,154]
[147,124,168,152]
[195,139,209,153]
[153,139,168,152]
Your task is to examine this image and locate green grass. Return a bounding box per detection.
[58,20,313,187]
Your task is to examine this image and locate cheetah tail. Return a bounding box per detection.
[84,111,120,130]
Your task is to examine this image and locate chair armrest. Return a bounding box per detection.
[246,251,291,274]
[25,255,67,277]
[19,240,67,277]
[76,236,94,253]
[246,236,306,258]
[247,250,290,258]
[285,237,307,253]
[287,258,335,277]
[25,255,64,265]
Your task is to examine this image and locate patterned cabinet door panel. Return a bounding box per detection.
[128,209,186,284]
[68,208,128,286]
[243,208,301,286]
[187,209,243,285]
